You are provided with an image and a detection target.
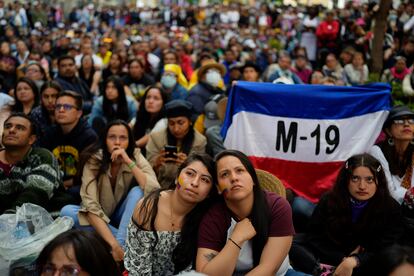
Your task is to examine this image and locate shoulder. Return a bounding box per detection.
[194,130,207,143]
[27,147,56,164]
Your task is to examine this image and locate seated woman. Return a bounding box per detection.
[12,77,39,115]
[146,99,206,188]
[160,64,188,100]
[79,54,101,96]
[30,81,62,144]
[369,105,414,204]
[24,62,48,91]
[37,229,121,276]
[196,150,296,276]
[133,85,168,152]
[88,76,137,132]
[124,153,217,275]
[344,52,369,85]
[60,120,159,261]
[289,154,403,275]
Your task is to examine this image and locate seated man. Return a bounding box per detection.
[41,91,97,203]
[0,113,62,214]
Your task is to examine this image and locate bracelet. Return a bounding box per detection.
[228,238,241,250]
[128,161,136,169]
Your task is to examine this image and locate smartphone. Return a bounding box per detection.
[164,145,178,159]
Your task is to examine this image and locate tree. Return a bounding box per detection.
[371,0,392,80]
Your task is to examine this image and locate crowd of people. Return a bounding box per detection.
[1,0,414,275]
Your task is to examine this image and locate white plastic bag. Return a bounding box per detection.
[0,203,73,261]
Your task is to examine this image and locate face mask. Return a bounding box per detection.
[205,70,221,87]
[161,75,177,88]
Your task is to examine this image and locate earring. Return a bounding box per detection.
[388,138,394,146]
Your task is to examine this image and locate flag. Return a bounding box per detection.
[222,81,391,203]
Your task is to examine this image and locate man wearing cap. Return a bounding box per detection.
[146,100,206,188]
[160,64,188,100]
[187,61,226,120]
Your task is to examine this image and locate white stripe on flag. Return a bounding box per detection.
[223,110,388,163]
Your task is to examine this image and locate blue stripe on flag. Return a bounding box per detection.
[221,82,391,138]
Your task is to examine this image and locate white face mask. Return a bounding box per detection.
[161,75,177,88]
[205,70,221,87]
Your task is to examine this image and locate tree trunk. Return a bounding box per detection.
[371,0,392,76]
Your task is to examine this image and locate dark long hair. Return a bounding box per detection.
[378,132,414,178]
[36,229,121,276]
[78,54,96,88]
[167,118,195,155]
[136,153,218,273]
[214,149,270,266]
[75,120,136,188]
[326,153,393,241]
[102,75,129,122]
[133,85,168,141]
[39,80,62,121]
[364,245,414,275]
[12,77,39,114]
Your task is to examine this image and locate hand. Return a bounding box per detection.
[175,152,187,165]
[111,147,131,164]
[111,244,124,262]
[63,179,73,189]
[230,218,256,245]
[333,257,357,276]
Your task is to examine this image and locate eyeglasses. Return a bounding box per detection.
[392,118,414,125]
[107,135,128,142]
[350,175,375,184]
[55,104,78,111]
[41,264,82,276]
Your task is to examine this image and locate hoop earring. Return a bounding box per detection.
[388,138,394,146]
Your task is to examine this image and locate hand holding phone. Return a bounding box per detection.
[164,145,178,160]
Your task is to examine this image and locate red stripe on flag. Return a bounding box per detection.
[249,156,344,203]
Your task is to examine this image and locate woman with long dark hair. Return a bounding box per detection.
[124,153,218,275]
[30,81,62,143]
[12,77,39,115]
[102,52,126,80]
[369,105,414,204]
[146,99,206,188]
[133,85,168,150]
[60,120,159,262]
[196,150,295,276]
[88,76,137,129]
[289,154,403,276]
[37,229,121,276]
[78,54,101,96]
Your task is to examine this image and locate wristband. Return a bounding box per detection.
[128,161,136,169]
[228,238,241,250]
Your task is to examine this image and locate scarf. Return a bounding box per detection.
[390,67,411,81]
[401,153,414,189]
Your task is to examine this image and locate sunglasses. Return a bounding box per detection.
[55,104,78,111]
[392,118,414,125]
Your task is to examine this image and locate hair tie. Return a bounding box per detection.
[377,165,382,172]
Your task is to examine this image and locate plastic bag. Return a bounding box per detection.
[0,203,73,261]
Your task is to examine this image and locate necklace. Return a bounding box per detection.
[169,192,176,231]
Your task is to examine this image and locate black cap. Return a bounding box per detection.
[165,100,193,119]
[384,105,414,128]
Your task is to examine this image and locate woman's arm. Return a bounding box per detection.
[86,212,124,261]
[196,218,256,276]
[90,71,102,96]
[245,236,292,276]
[135,134,149,148]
